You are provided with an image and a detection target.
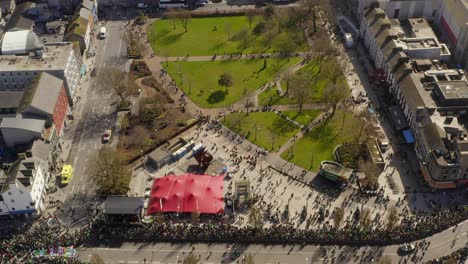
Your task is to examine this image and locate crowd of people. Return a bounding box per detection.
[97,206,468,246]
[424,246,468,264]
[0,218,96,263]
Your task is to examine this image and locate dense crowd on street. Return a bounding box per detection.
[425,246,468,264]
[0,218,96,263]
[98,207,467,245]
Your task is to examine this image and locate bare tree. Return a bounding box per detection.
[218,72,234,92]
[224,22,232,41]
[249,204,264,229]
[120,114,130,133]
[263,4,276,21]
[176,9,191,32]
[322,82,348,117]
[100,67,135,104]
[243,88,253,114]
[160,50,170,67]
[123,30,142,59]
[324,60,344,85]
[358,208,372,230]
[269,129,278,150]
[358,158,380,190]
[302,0,321,33]
[264,24,275,49]
[274,8,288,34]
[385,206,399,231]
[166,8,178,30]
[333,207,344,229]
[89,148,131,195]
[289,72,311,112]
[313,31,337,69]
[245,9,256,29]
[236,27,250,50]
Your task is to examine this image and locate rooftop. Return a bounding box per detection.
[0,114,45,134]
[0,91,24,108]
[103,197,143,215]
[0,43,74,72]
[24,72,62,114]
[437,81,468,99]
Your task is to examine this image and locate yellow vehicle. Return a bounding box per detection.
[61,165,73,185]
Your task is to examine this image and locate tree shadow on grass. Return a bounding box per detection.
[159,32,185,46]
[207,90,227,105]
[211,40,230,53]
[156,28,171,38]
[272,115,297,135]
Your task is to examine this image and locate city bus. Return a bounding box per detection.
[61,164,73,185]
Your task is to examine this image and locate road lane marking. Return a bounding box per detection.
[71,185,75,193]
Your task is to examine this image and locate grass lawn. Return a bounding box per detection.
[281,111,358,171]
[222,112,300,151]
[166,57,301,108]
[281,109,322,126]
[148,16,309,56]
[258,59,348,106]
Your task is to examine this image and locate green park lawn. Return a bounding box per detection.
[222,112,300,151]
[281,111,358,171]
[258,59,348,106]
[281,109,322,126]
[148,16,309,56]
[165,57,301,108]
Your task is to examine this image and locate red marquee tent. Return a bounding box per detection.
[146,174,224,215]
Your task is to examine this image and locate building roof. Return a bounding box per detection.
[436,80,468,99]
[0,0,14,10]
[82,0,94,11]
[26,72,62,114]
[4,12,33,31]
[66,16,88,37]
[103,197,144,215]
[0,43,75,72]
[398,74,431,113]
[0,91,24,108]
[420,122,446,152]
[78,7,91,20]
[0,114,45,133]
[1,30,41,55]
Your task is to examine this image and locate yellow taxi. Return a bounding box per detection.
[61,164,73,185]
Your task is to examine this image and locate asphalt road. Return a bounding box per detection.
[60,19,127,224]
[77,220,468,263]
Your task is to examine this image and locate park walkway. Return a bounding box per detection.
[137,14,360,177]
[161,52,312,62]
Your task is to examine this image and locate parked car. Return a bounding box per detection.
[398,244,415,254]
[102,129,112,143]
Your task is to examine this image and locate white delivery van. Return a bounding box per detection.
[99,27,107,39]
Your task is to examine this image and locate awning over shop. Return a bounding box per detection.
[403,129,415,144]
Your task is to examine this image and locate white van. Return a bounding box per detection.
[99,27,107,39]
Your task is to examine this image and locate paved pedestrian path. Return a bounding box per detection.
[137,13,362,177]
